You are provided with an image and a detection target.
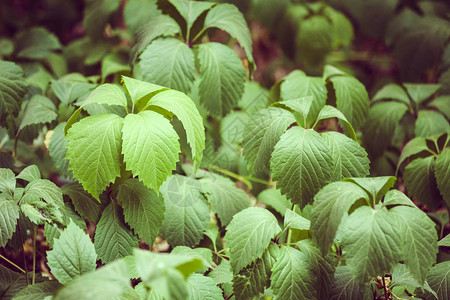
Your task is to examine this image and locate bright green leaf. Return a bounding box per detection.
[438,234,450,247]
[171,246,212,273]
[83,84,127,108]
[0,168,15,195]
[284,210,310,231]
[272,97,313,127]
[168,0,215,31]
[16,165,40,183]
[121,76,168,109]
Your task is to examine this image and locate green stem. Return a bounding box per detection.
[245,176,271,186]
[32,227,37,285]
[191,28,207,45]
[0,254,26,273]
[209,165,252,191]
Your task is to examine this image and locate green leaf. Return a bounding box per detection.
[12,281,62,300]
[118,178,164,246]
[47,220,96,285]
[272,97,313,127]
[233,242,279,300]
[271,245,316,300]
[279,70,327,125]
[328,75,370,130]
[321,132,369,181]
[397,137,430,170]
[311,181,369,254]
[63,107,82,134]
[238,81,268,114]
[208,259,232,284]
[297,240,335,300]
[139,38,195,94]
[340,206,403,283]
[404,84,441,105]
[243,107,296,175]
[131,14,181,62]
[159,175,209,247]
[425,261,450,300]
[382,190,415,207]
[372,83,411,107]
[123,112,179,191]
[225,207,281,274]
[0,195,19,247]
[16,165,40,183]
[428,95,450,119]
[315,106,356,140]
[66,114,124,199]
[284,209,310,231]
[415,110,449,138]
[101,51,130,80]
[83,0,120,38]
[204,3,254,72]
[362,101,408,157]
[257,188,291,217]
[48,123,71,178]
[51,77,94,105]
[18,95,57,131]
[15,27,61,59]
[61,182,104,223]
[197,42,245,117]
[200,177,250,226]
[0,61,27,122]
[271,127,333,207]
[83,84,127,109]
[389,205,438,284]
[121,76,168,109]
[94,202,139,264]
[54,260,132,300]
[438,234,450,247]
[168,0,215,31]
[391,264,421,289]
[186,274,223,300]
[344,176,396,204]
[0,168,15,194]
[171,246,212,273]
[124,0,160,35]
[329,266,364,300]
[435,148,450,207]
[404,156,441,210]
[146,89,205,169]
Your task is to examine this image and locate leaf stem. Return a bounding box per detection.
[208,165,253,191]
[32,227,37,285]
[245,176,271,186]
[191,28,207,45]
[0,254,26,273]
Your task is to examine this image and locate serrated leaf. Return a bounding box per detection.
[0,195,19,247]
[131,14,181,62]
[404,156,441,210]
[321,132,369,181]
[168,0,215,31]
[271,245,316,300]
[329,266,364,300]
[297,240,335,300]
[397,137,430,170]
[372,83,411,107]
[187,274,223,300]
[344,176,396,204]
[435,148,450,208]
[51,78,94,105]
[284,209,310,231]
[139,38,195,94]
[272,97,313,127]
[118,178,164,246]
[311,181,369,254]
[257,188,291,217]
[315,106,356,140]
[415,110,450,138]
[15,27,61,59]
[425,261,450,300]
[122,110,180,193]
[328,75,370,130]
[12,280,62,300]
[243,107,296,175]
[146,89,205,169]
[47,221,96,285]
[48,123,71,178]
[389,205,437,284]
[362,101,408,157]
[204,3,254,71]
[341,206,403,283]
[61,182,104,223]
[94,202,139,264]
[200,177,250,226]
[0,168,16,194]
[0,61,27,122]
[233,243,278,300]
[16,165,40,183]
[159,175,209,247]
[271,127,333,207]
[391,264,421,289]
[18,95,57,131]
[279,70,327,125]
[121,76,168,109]
[225,207,281,274]
[197,42,245,117]
[208,259,233,284]
[83,84,127,108]
[66,114,123,199]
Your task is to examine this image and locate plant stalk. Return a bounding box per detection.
[0,254,26,273]
[209,165,253,191]
[32,227,37,285]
